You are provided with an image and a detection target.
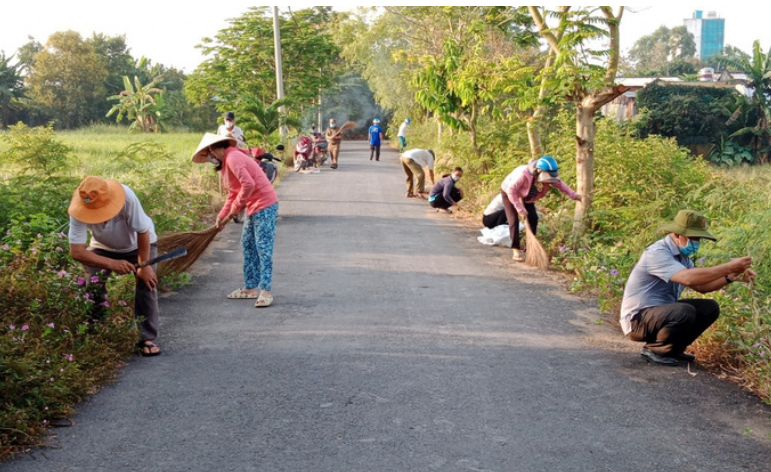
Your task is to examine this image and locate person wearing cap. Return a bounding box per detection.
[397,118,410,153]
[192,133,279,308]
[368,118,384,161]
[620,210,755,366]
[217,112,247,149]
[400,148,435,199]
[429,167,463,214]
[68,176,162,356]
[500,156,582,262]
[324,118,343,169]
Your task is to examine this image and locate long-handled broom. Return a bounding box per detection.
[522,200,549,269]
[155,214,234,276]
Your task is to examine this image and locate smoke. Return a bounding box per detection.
[311,74,390,134]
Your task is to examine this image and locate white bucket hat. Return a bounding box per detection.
[191,133,238,163]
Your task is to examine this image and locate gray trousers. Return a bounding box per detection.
[84,245,159,341]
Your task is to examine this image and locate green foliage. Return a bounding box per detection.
[0,52,26,129]
[0,123,72,178]
[185,7,342,114]
[707,138,755,166]
[106,62,167,133]
[634,82,743,146]
[627,26,697,74]
[26,31,109,129]
[236,97,301,147]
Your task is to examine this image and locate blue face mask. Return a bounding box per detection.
[679,238,700,257]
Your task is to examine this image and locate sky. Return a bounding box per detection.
[2,3,771,73]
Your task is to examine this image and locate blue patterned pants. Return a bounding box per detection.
[242,202,278,291]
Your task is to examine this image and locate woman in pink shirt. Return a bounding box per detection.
[192,133,279,307]
[500,156,582,262]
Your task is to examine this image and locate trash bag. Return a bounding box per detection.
[476,223,524,247]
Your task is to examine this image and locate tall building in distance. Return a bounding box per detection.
[684,10,725,60]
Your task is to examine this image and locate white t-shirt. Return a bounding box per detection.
[68,185,157,253]
[484,194,504,216]
[217,124,247,148]
[398,122,409,137]
[402,149,434,170]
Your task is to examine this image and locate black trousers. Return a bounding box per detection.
[370,144,381,160]
[429,187,462,210]
[84,245,159,341]
[500,191,538,250]
[482,209,508,229]
[629,299,720,356]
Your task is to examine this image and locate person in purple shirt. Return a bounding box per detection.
[429,167,463,214]
[368,118,384,161]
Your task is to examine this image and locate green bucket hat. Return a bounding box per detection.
[659,210,717,241]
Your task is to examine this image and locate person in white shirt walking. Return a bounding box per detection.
[397,118,410,152]
[217,111,246,149]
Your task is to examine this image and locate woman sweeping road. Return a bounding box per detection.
[192,133,279,308]
[500,156,581,262]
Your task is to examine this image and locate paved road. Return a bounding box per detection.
[6,142,771,472]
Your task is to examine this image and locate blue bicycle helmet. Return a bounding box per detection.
[535,155,559,172]
[406,118,411,124]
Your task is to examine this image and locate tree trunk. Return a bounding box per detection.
[573,105,595,238]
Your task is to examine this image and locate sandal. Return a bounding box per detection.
[512,249,525,262]
[228,288,258,299]
[255,295,273,308]
[138,340,161,357]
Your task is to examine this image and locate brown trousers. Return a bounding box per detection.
[328,143,340,164]
[400,156,425,194]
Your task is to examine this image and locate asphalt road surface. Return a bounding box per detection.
[6,142,771,472]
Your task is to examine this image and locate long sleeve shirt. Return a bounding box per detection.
[500,160,578,215]
[218,147,278,220]
[429,175,458,205]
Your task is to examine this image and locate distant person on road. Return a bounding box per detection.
[620,210,755,366]
[400,148,435,199]
[482,194,508,229]
[500,156,582,262]
[397,118,410,152]
[429,167,463,214]
[325,118,343,169]
[369,118,384,161]
[192,133,279,308]
[67,176,162,357]
[217,111,247,149]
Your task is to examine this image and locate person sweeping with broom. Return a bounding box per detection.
[500,156,582,262]
[192,133,279,308]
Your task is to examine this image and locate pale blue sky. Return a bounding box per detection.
[2,4,770,73]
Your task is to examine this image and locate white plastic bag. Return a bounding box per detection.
[478,224,517,247]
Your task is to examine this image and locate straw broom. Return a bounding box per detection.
[155,215,234,276]
[521,199,549,269]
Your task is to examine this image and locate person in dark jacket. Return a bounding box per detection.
[429,167,463,214]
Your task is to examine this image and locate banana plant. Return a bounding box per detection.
[107,72,167,132]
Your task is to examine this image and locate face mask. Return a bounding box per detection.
[207,154,220,166]
[678,238,700,257]
[451,174,461,182]
[330,124,336,128]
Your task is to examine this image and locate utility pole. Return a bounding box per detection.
[273,6,286,140]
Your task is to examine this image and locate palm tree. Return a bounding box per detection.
[236,97,302,147]
[0,53,25,129]
[716,40,771,164]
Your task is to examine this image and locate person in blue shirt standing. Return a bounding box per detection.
[369,118,384,161]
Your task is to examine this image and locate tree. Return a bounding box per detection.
[88,33,137,119]
[627,26,696,74]
[26,31,108,129]
[236,96,302,147]
[185,7,342,115]
[16,36,42,73]
[0,53,25,128]
[106,63,167,133]
[716,40,771,164]
[528,6,627,238]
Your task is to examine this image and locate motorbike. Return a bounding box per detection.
[311,133,329,167]
[293,135,314,172]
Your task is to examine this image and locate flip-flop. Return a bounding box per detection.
[228,288,258,299]
[138,340,161,357]
[255,295,273,308]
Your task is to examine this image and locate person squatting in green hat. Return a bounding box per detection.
[619,210,756,366]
